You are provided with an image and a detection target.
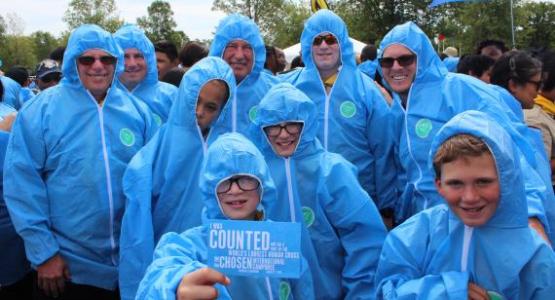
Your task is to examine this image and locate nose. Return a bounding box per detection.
[228,181,242,194]
[91,58,105,70]
[462,185,480,203]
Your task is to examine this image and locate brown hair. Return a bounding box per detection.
[433,134,490,178]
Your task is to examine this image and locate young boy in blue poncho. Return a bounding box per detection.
[136,133,313,300]
[375,110,555,300]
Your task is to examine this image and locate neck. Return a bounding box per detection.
[318,68,338,81]
[91,91,107,105]
[123,81,138,91]
[399,92,409,108]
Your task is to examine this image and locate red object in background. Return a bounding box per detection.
[438,33,446,41]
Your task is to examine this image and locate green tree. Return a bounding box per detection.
[63,0,124,33]
[0,35,37,70]
[517,2,555,50]
[30,31,60,61]
[212,0,310,48]
[137,1,189,47]
[0,15,6,39]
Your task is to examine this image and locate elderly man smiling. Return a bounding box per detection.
[4,24,157,299]
[209,13,279,134]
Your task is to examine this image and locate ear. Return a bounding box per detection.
[508,78,521,94]
[434,177,443,194]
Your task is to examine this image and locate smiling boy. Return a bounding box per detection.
[375,110,555,299]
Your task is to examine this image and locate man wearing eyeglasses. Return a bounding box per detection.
[283,10,398,224]
[378,22,555,242]
[3,24,157,299]
[209,14,279,134]
[114,24,177,125]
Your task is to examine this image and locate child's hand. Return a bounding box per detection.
[529,217,551,245]
[468,282,489,300]
[177,267,231,300]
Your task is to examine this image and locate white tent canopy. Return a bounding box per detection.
[283,38,368,63]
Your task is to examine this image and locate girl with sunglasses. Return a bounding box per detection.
[136,133,313,300]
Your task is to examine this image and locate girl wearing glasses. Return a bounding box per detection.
[251,83,387,300]
[136,133,313,300]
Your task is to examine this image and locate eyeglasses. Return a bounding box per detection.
[77,55,117,66]
[40,73,61,83]
[527,79,542,91]
[217,176,260,194]
[263,122,303,137]
[313,34,338,46]
[378,54,416,68]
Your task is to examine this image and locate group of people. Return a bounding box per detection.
[0,8,554,300]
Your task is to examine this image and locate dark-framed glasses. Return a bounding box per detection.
[527,79,542,91]
[217,175,260,194]
[378,54,416,68]
[77,55,117,66]
[263,122,303,137]
[313,34,338,46]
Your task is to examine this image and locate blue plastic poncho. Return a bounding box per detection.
[118,56,236,300]
[3,24,157,290]
[252,83,387,299]
[375,110,555,300]
[379,22,552,232]
[358,59,378,79]
[0,75,21,110]
[0,129,31,286]
[442,56,459,72]
[209,14,279,135]
[284,10,397,211]
[114,24,177,125]
[136,133,314,300]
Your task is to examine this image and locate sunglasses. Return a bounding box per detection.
[217,176,260,194]
[378,54,416,68]
[313,34,338,46]
[263,122,303,137]
[77,55,117,66]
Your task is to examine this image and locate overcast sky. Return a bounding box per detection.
[0,0,226,40]
[1,0,554,40]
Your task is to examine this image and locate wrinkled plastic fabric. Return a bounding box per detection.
[442,57,459,72]
[0,129,31,286]
[283,10,397,211]
[378,22,551,232]
[358,59,378,79]
[0,76,21,110]
[3,24,157,290]
[375,111,555,300]
[209,14,279,135]
[114,24,177,125]
[119,57,236,300]
[251,82,387,299]
[136,133,314,299]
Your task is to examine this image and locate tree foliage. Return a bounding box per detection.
[0,35,37,70]
[212,0,310,48]
[63,0,124,33]
[30,31,60,61]
[137,0,189,48]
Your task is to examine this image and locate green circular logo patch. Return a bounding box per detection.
[153,113,162,126]
[415,118,433,138]
[302,206,315,227]
[340,101,357,118]
[248,105,258,123]
[119,128,136,147]
[487,291,504,300]
[279,281,291,300]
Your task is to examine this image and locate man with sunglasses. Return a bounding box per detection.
[283,10,397,222]
[379,22,555,241]
[4,24,158,299]
[35,59,62,92]
[209,14,278,134]
[114,24,177,125]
